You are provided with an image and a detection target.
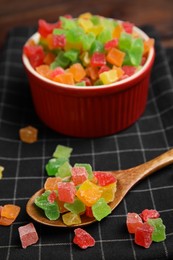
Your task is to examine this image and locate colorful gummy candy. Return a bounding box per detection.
[126,209,166,248]
[73,228,95,249]
[35,144,117,225]
[19,125,38,143]
[0,204,21,226]
[18,222,39,248]
[0,165,4,179]
[23,13,154,86]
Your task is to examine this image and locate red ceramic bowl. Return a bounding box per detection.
[22,26,155,138]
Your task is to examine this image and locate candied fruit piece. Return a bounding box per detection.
[0,166,4,179]
[19,125,38,144]
[71,166,88,186]
[135,222,154,248]
[126,212,143,234]
[140,209,160,222]
[73,228,95,249]
[76,180,102,207]
[92,198,111,221]
[147,218,166,242]
[18,223,39,248]
[57,182,76,203]
[94,171,116,186]
[62,212,81,226]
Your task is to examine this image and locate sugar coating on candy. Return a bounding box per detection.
[19,125,38,143]
[135,222,154,248]
[73,228,95,249]
[18,223,39,249]
[140,209,160,222]
[126,213,143,234]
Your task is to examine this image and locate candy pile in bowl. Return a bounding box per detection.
[22,13,155,138]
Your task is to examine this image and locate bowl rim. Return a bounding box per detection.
[22,24,155,92]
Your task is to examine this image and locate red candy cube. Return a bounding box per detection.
[90,52,106,67]
[140,209,160,222]
[126,213,143,233]
[23,45,45,68]
[57,182,76,203]
[135,222,154,248]
[104,39,118,50]
[18,223,39,249]
[73,228,95,249]
[71,166,88,186]
[38,19,61,38]
[94,171,116,186]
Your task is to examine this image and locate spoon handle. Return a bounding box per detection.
[133,149,173,179]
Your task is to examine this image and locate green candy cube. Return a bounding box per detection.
[56,161,72,178]
[45,157,68,176]
[53,145,73,159]
[92,198,111,221]
[129,38,144,66]
[44,202,60,221]
[35,190,51,210]
[64,198,86,215]
[147,218,166,242]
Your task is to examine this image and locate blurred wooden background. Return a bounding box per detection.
[0,0,173,48]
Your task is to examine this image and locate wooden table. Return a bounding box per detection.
[0,0,173,48]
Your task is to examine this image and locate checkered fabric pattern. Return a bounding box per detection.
[0,25,173,260]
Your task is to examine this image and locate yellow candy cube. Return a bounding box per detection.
[99,69,118,85]
[76,180,102,207]
[78,18,93,33]
[101,182,117,203]
[0,166,4,179]
[62,212,81,226]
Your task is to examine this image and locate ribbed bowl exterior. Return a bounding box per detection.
[26,67,152,138]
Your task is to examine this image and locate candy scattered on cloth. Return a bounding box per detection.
[0,204,21,226]
[23,13,154,86]
[34,145,117,225]
[73,228,95,249]
[19,125,38,143]
[18,222,39,248]
[126,209,166,248]
[0,166,4,179]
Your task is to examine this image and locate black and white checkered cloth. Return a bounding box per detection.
[0,25,173,260]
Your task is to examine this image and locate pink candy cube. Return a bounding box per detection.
[126,212,143,233]
[18,223,39,248]
[57,182,76,203]
[71,167,88,186]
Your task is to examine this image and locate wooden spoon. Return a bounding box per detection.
[26,149,173,227]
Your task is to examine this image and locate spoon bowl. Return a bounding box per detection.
[26,149,173,227]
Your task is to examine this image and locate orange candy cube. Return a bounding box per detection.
[53,72,74,85]
[76,180,102,207]
[69,63,86,82]
[44,177,62,190]
[0,204,21,226]
[106,48,125,67]
[19,125,38,144]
